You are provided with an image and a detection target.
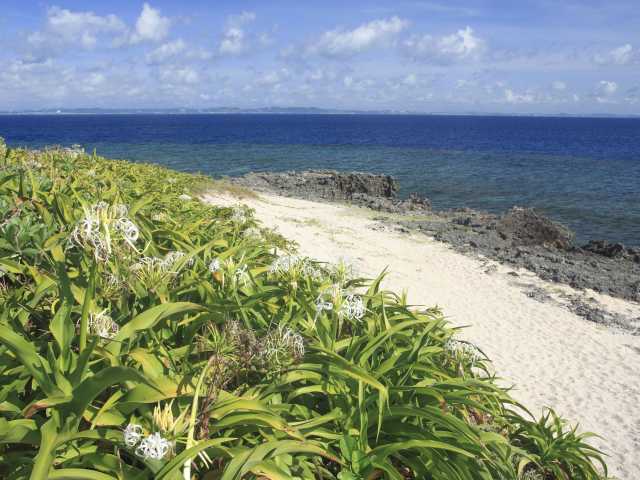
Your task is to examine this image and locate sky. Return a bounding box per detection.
[0,1,639,114]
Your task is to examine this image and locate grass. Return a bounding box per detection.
[0,137,609,479]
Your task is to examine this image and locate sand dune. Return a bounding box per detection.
[203,190,640,480]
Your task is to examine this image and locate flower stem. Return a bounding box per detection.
[79,260,96,352]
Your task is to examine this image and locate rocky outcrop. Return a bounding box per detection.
[580,240,639,262]
[234,170,397,200]
[233,170,431,214]
[496,207,574,249]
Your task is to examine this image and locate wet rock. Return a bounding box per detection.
[581,240,628,258]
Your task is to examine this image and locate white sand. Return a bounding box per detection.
[203,191,640,479]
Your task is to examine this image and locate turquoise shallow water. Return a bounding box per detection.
[1,114,639,245]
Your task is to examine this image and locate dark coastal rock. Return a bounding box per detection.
[496,207,574,249]
[233,170,431,214]
[581,240,628,258]
[234,170,398,200]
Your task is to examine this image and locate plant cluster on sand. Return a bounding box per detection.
[0,137,608,479]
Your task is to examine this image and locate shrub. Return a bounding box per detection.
[0,140,607,479]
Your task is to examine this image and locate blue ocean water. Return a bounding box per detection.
[1,114,639,246]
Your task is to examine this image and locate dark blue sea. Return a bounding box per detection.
[1,114,639,246]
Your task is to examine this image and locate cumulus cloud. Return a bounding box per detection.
[131,3,171,44]
[160,66,200,85]
[591,80,619,104]
[403,26,484,63]
[27,6,127,50]
[146,39,186,63]
[219,11,256,55]
[598,80,618,95]
[310,16,409,57]
[594,44,635,65]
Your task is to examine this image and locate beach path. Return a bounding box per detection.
[202,190,640,480]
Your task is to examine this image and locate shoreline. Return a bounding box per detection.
[229,170,640,334]
[201,186,640,479]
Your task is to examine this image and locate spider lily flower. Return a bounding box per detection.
[114,218,139,248]
[262,326,305,366]
[243,227,261,240]
[339,294,365,321]
[70,202,140,262]
[131,256,174,284]
[231,205,247,224]
[87,310,119,339]
[270,255,322,279]
[208,258,221,273]
[161,251,194,270]
[234,264,250,286]
[135,432,172,460]
[269,255,301,275]
[444,339,483,366]
[315,300,333,312]
[123,423,144,447]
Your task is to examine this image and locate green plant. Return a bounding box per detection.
[0,140,608,479]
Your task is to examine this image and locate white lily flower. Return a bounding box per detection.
[208,258,221,273]
[339,294,365,321]
[135,432,172,460]
[444,339,482,366]
[123,423,143,447]
[88,310,119,339]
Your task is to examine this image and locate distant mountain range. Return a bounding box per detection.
[0,107,638,118]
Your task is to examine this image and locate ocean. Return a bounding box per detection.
[1,113,638,246]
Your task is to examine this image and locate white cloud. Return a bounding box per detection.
[403,26,484,63]
[219,27,246,55]
[403,73,417,86]
[160,66,199,84]
[310,16,409,57]
[255,68,291,87]
[552,80,566,91]
[598,80,618,95]
[219,11,256,55]
[79,72,108,93]
[131,3,170,44]
[27,6,127,50]
[504,88,535,104]
[228,11,256,27]
[146,39,186,63]
[594,44,634,65]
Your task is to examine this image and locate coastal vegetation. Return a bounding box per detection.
[0,138,608,479]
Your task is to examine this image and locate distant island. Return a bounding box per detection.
[1,107,638,118]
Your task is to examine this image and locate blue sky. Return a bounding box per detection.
[1,1,638,114]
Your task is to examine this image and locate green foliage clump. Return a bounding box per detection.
[0,139,608,479]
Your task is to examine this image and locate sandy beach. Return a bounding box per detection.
[203,189,640,480]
